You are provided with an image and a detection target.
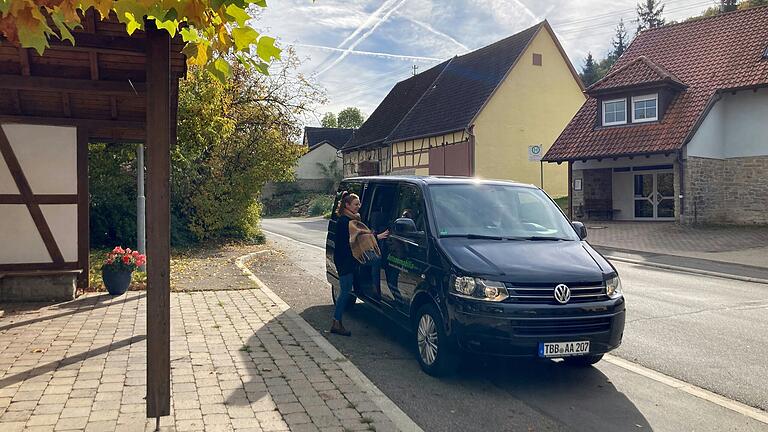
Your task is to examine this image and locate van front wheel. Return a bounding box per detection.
[414,303,458,376]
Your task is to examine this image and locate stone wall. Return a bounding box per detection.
[572,168,612,221]
[0,273,77,302]
[683,156,768,224]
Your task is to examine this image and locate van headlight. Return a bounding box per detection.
[606,275,623,299]
[451,276,509,302]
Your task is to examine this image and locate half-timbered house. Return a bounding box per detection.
[341,21,585,198]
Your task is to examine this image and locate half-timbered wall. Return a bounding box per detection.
[391,131,469,176]
[342,146,391,178]
[0,124,83,274]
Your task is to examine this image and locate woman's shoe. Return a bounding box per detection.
[330,319,351,336]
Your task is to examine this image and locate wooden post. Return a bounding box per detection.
[76,127,89,289]
[568,161,573,220]
[145,21,171,420]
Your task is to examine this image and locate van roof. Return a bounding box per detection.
[342,175,538,189]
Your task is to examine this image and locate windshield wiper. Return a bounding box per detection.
[442,233,504,240]
[506,236,570,241]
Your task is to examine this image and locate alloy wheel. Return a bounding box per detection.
[417,314,439,365]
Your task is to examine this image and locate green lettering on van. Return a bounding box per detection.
[387,255,417,270]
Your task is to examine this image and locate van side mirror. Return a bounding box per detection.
[393,218,417,235]
[572,221,588,240]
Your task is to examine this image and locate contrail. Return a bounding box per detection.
[399,15,469,52]
[316,0,409,76]
[511,0,539,22]
[335,0,402,49]
[293,43,440,62]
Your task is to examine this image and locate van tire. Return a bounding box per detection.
[563,354,603,366]
[414,303,459,376]
[331,283,356,312]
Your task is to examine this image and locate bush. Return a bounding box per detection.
[308,195,334,216]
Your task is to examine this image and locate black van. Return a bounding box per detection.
[326,176,625,376]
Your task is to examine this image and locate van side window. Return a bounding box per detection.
[331,181,364,221]
[368,184,397,233]
[395,184,426,232]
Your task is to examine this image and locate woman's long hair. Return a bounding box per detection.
[335,191,359,217]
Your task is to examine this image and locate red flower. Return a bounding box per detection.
[132,250,140,257]
[126,248,132,254]
[122,255,131,264]
[113,246,125,254]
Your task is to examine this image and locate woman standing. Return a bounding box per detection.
[331,191,388,336]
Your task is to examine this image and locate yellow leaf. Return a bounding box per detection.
[232,27,258,51]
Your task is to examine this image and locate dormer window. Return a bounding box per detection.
[632,94,658,122]
[602,98,627,126]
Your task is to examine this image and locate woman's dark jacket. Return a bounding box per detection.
[334,215,356,276]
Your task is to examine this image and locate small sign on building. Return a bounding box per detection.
[528,145,543,162]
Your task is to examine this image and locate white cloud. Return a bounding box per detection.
[259,0,718,126]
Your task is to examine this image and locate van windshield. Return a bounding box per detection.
[429,184,579,241]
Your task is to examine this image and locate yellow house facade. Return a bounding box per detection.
[342,22,584,198]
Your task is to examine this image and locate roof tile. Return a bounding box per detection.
[545,6,768,161]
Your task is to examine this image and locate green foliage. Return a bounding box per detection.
[337,107,365,128]
[89,142,138,248]
[175,52,319,242]
[612,19,629,60]
[317,159,343,192]
[308,195,334,217]
[636,0,666,33]
[580,52,599,87]
[0,1,280,81]
[321,112,338,128]
[89,50,322,247]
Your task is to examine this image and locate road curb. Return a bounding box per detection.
[235,250,424,432]
[601,254,768,285]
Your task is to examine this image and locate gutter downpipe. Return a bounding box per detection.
[677,149,685,223]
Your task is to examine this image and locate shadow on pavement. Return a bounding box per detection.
[298,302,652,432]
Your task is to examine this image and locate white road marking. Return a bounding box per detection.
[263,228,768,426]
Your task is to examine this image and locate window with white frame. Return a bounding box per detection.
[602,98,627,126]
[632,94,658,122]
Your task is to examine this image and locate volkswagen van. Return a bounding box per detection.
[326,176,625,376]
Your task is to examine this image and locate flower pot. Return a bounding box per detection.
[102,267,133,296]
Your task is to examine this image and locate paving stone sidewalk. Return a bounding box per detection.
[585,221,768,268]
[0,252,398,431]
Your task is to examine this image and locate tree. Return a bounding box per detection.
[337,107,365,128]
[0,1,280,81]
[740,0,768,8]
[317,159,343,192]
[172,50,324,242]
[321,113,338,128]
[636,0,666,33]
[580,52,600,87]
[721,0,738,12]
[611,19,629,60]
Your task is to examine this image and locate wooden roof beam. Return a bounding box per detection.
[0,114,143,130]
[0,74,145,94]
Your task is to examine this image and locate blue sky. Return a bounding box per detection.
[258,0,717,125]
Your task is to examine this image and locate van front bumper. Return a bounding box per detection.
[446,295,625,357]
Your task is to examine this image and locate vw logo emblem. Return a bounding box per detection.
[554,284,571,304]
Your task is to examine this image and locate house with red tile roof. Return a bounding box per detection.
[544,6,768,224]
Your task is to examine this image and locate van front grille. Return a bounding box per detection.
[511,316,612,336]
[503,282,607,304]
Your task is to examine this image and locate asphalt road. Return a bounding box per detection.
[258,217,768,432]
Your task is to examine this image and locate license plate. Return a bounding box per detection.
[538,341,590,358]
